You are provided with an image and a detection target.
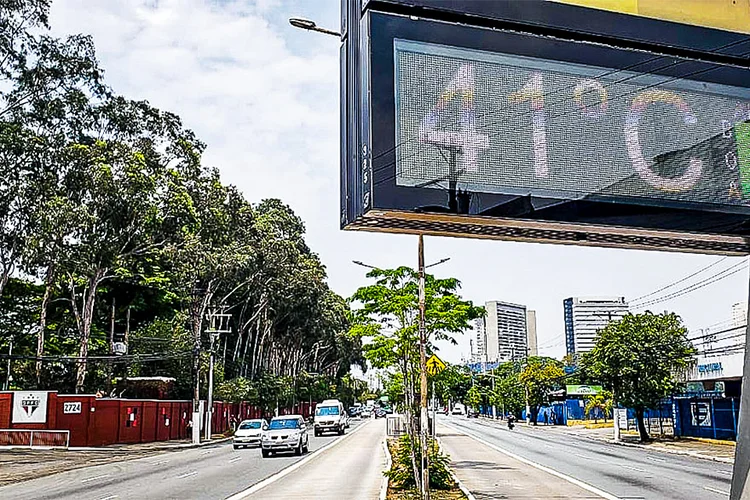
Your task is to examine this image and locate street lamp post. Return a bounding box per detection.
[288,17,341,37]
[353,246,449,500]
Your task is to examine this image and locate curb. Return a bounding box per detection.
[435,435,477,500]
[592,437,735,464]
[380,437,392,500]
[68,436,232,452]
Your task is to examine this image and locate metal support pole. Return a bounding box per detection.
[418,235,430,500]
[525,385,531,425]
[730,256,750,499]
[206,336,215,441]
[4,336,12,391]
[432,380,437,441]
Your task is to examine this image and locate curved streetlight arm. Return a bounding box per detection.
[289,17,341,37]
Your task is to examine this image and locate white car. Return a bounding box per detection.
[233,419,268,449]
[314,399,347,436]
[452,403,466,415]
[261,415,309,457]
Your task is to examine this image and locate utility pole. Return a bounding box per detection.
[418,234,430,500]
[483,315,496,419]
[107,298,115,394]
[206,308,231,441]
[4,336,13,391]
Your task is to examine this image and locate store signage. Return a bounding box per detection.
[698,362,723,374]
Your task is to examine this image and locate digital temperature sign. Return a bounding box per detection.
[395,40,750,211]
[342,2,750,254]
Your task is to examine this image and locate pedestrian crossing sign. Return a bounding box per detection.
[426,354,446,376]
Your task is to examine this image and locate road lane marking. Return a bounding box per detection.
[704,486,729,496]
[718,470,732,475]
[81,474,111,483]
[229,456,243,463]
[573,453,590,459]
[201,450,213,455]
[177,471,198,479]
[621,465,646,472]
[442,422,620,500]
[150,460,170,466]
[98,496,118,500]
[645,456,666,463]
[225,419,373,500]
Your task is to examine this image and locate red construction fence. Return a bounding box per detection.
[0,391,318,447]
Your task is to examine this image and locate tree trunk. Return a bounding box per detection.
[635,407,650,442]
[75,269,105,393]
[36,263,55,388]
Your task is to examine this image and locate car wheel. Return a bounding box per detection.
[338,426,344,436]
[314,429,320,437]
[261,449,269,458]
[295,440,303,456]
[303,440,309,453]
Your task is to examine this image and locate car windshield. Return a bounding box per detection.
[316,406,340,416]
[239,421,261,430]
[269,419,300,430]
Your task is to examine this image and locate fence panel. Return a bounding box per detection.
[0,429,69,448]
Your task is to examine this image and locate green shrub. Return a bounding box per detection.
[385,434,456,490]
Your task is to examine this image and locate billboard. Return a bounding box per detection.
[342,1,750,254]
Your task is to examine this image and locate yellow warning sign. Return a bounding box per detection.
[426,354,446,376]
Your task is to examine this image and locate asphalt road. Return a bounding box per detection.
[442,415,733,500]
[243,415,386,499]
[0,419,370,500]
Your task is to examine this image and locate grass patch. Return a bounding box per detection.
[385,436,467,500]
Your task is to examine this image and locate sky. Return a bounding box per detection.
[49,0,749,365]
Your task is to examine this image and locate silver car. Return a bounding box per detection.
[261,415,309,457]
[233,419,268,449]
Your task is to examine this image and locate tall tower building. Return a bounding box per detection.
[486,301,528,362]
[526,310,538,357]
[564,297,628,355]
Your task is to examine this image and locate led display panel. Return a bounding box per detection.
[394,40,750,212]
[343,4,750,255]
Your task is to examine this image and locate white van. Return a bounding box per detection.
[314,399,347,436]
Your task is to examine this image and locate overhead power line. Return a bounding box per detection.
[630,257,728,303]
[632,261,748,309]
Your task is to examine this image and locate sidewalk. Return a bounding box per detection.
[437,426,603,499]
[475,415,736,464]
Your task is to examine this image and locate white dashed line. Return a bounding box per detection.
[573,453,590,459]
[645,456,666,463]
[81,474,111,483]
[621,465,646,472]
[229,456,243,463]
[98,496,118,500]
[704,486,729,496]
[150,460,170,466]
[176,471,198,479]
[200,450,213,455]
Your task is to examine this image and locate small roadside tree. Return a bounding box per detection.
[584,390,613,423]
[519,357,564,425]
[585,312,695,441]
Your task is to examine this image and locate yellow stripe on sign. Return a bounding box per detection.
[550,0,750,34]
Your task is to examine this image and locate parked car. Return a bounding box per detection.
[467,409,479,418]
[314,399,347,436]
[374,407,387,418]
[452,403,466,415]
[233,418,268,449]
[436,407,448,415]
[348,406,360,418]
[261,415,309,457]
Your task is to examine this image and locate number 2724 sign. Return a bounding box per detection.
[63,402,82,414]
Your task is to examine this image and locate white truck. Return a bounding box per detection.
[314,399,347,436]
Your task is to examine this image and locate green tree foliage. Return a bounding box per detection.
[584,312,695,441]
[0,0,361,400]
[464,384,481,410]
[584,390,614,423]
[384,435,455,491]
[519,356,565,425]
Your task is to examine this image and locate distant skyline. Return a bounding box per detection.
[50,0,749,365]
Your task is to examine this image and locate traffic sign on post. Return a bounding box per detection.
[426,354,446,376]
